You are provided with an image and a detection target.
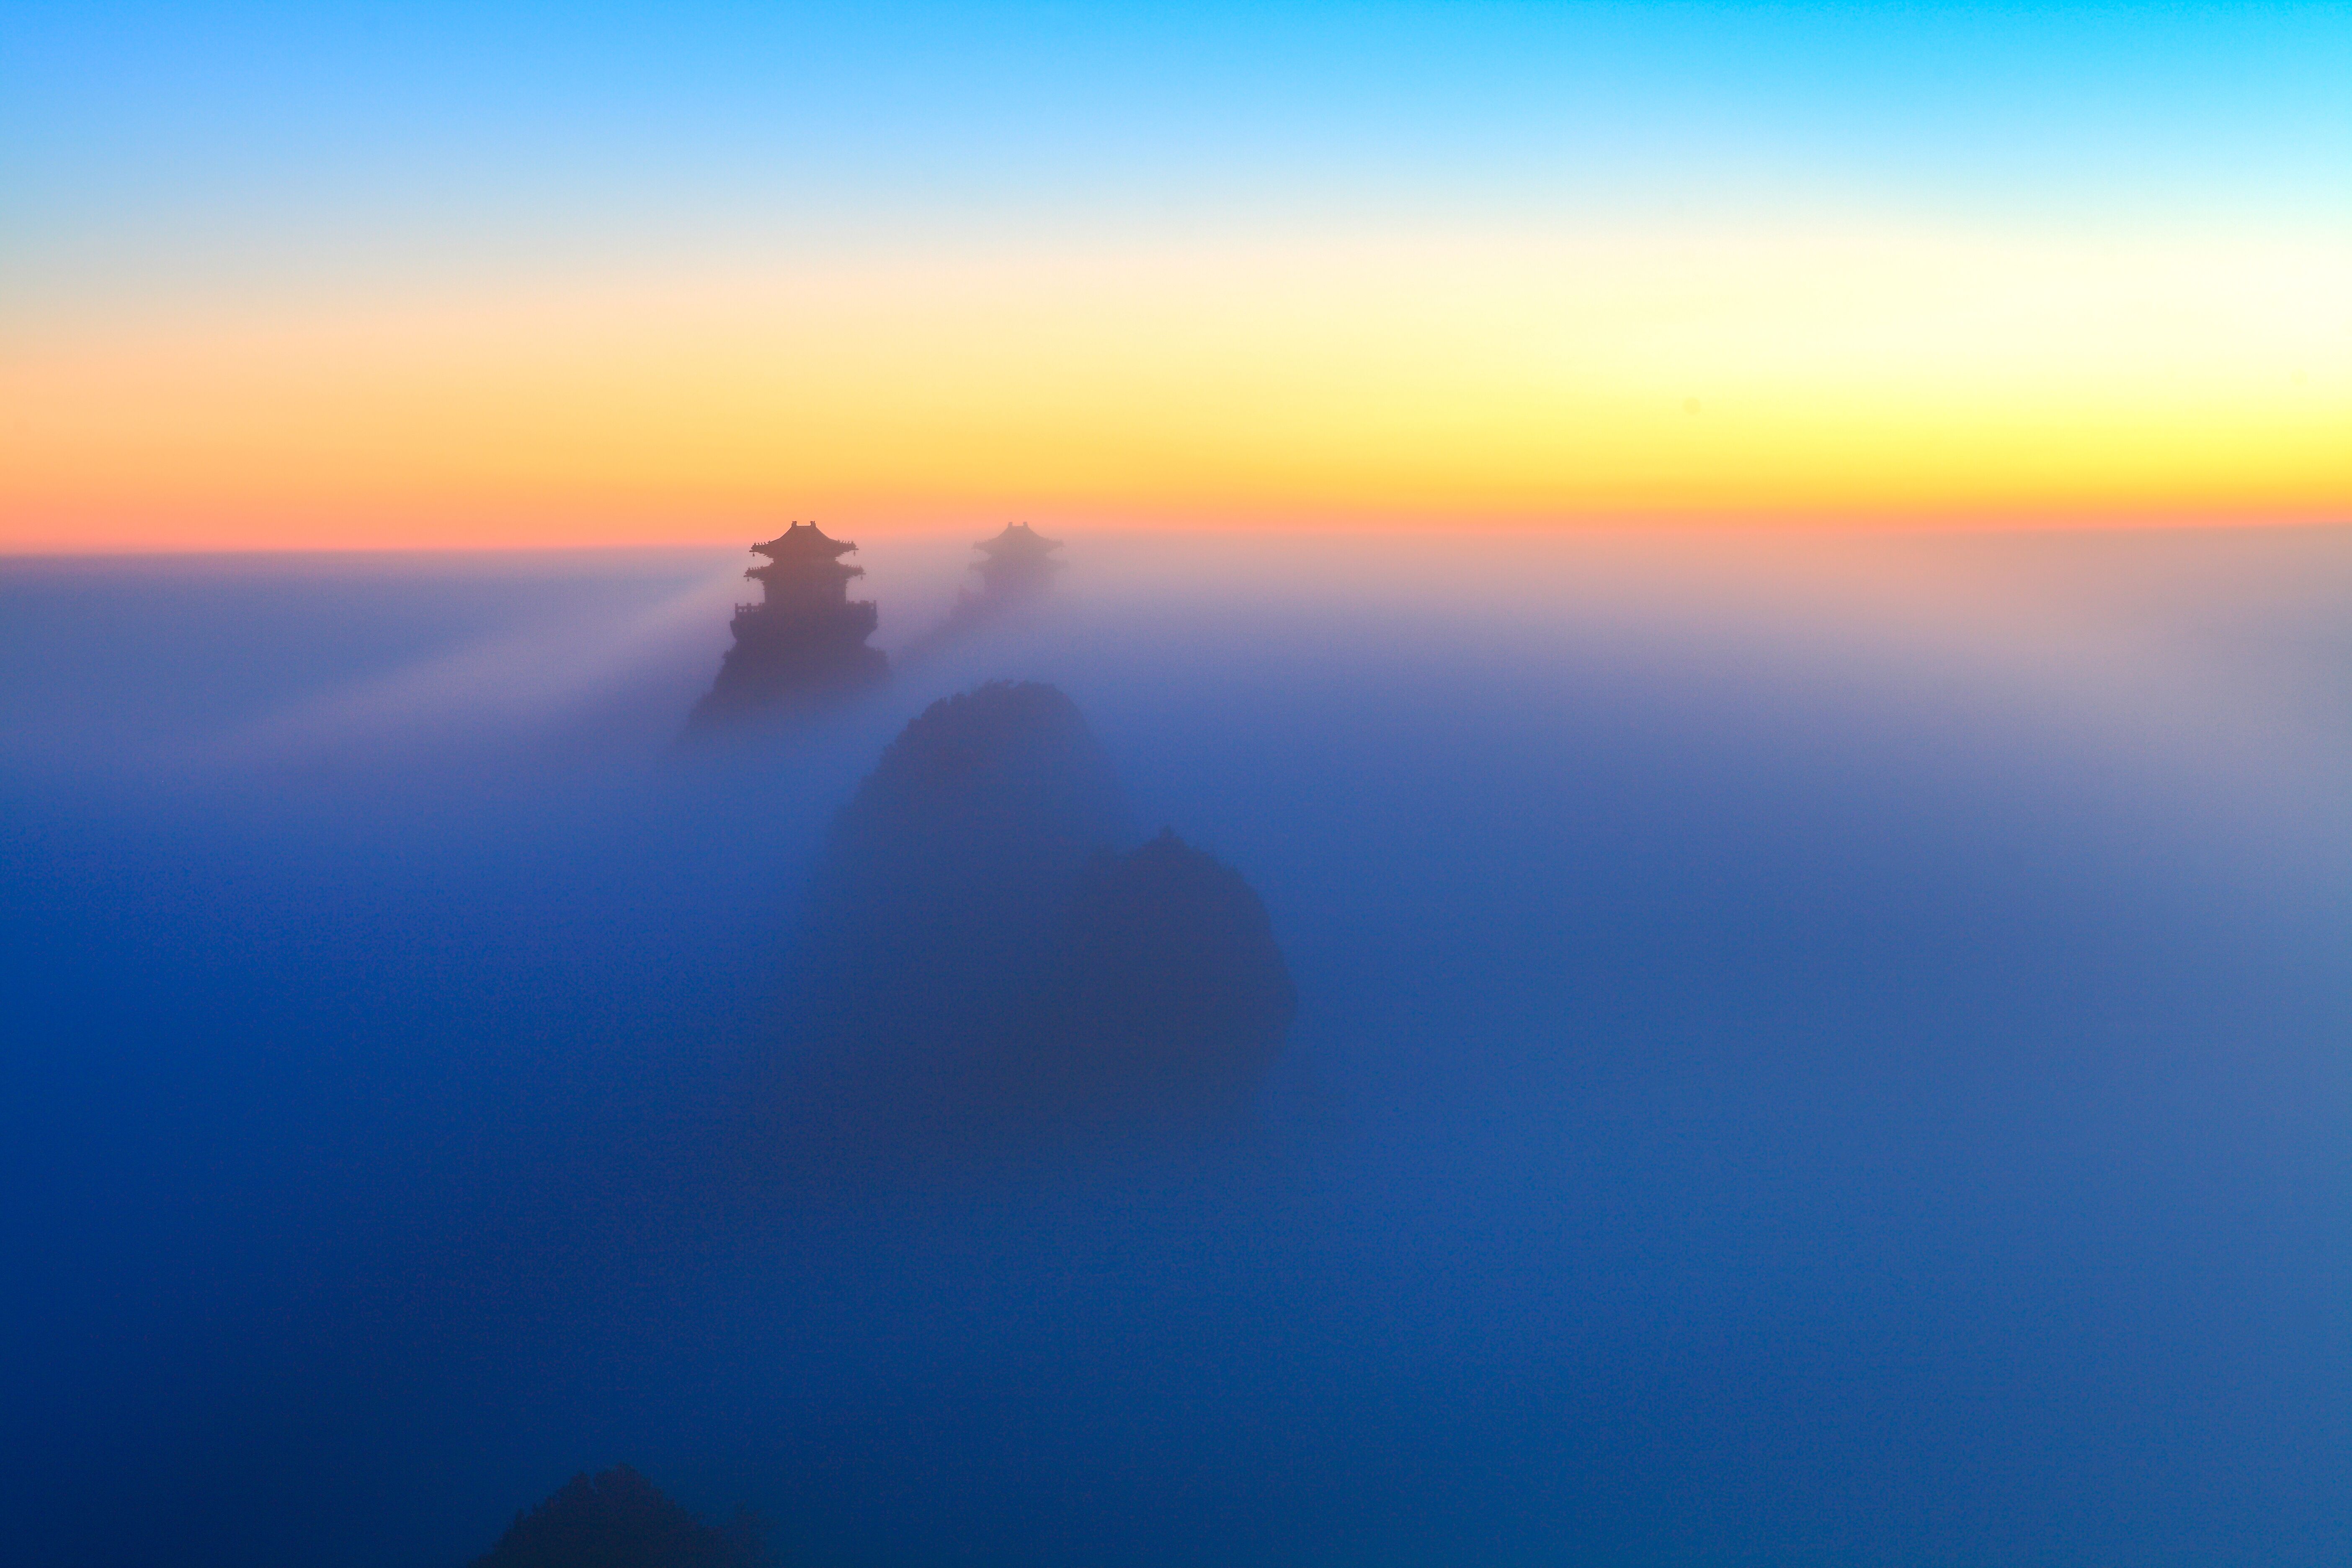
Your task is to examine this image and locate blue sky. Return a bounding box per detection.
[6,3,2347,546]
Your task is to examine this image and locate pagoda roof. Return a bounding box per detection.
[752,521,858,560]
[976,521,1061,556]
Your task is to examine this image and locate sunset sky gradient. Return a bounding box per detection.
[6,2,2347,550]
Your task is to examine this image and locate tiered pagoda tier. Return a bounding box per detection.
[688,521,887,727]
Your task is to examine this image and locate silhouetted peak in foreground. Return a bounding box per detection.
[802,682,1134,1052]
[1051,828,1295,1120]
[688,522,886,729]
[471,1465,762,1568]
[824,678,1129,900]
[789,681,1293,1161]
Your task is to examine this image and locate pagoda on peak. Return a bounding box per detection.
[973,522,1063,602]
[687,521,887,728]
[887,519,1070,664]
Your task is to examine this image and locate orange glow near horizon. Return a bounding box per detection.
[8,221,2345,552]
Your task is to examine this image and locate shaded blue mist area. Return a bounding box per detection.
[2,530,2348,1566]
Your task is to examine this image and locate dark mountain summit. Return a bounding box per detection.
[1046,828,1296,1129]
[688,522,887,728]
[825,678,1127,887]
[784,681,1293,1162]
[470,1465,761,1568]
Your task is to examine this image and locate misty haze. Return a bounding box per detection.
[4,526,2348,1565]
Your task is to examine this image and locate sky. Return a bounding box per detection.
[4,2,2349,549]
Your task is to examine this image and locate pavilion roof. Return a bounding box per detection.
[752,521,858,560]
[976,521,1062,556]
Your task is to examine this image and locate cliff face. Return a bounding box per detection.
[786,681,1293,1163]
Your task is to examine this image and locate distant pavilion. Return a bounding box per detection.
[973,522,1063,598]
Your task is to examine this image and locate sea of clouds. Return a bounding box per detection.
[3,526,2347,1565]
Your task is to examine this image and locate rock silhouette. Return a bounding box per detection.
[785,681,1293,1162]
[688,523,886,729]
[1043,828,1296,1127]
[470,1465,762,1568]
